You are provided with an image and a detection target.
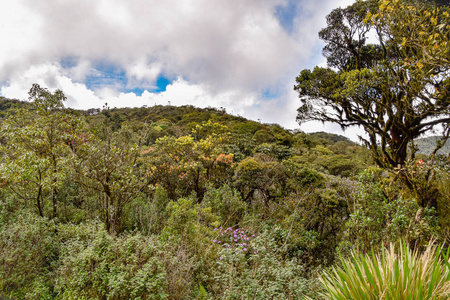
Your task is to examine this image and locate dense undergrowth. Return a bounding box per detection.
[0,96,449,299]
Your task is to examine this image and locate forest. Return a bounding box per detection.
[1,0,450,299]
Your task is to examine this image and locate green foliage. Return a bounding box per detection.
[212,228,316,299]
[308,132,352,145]
[232,121,262,136]
[0,84,88,219]
[201,184,246,227]
[252,128,274,143]
[0,82,448,299]
[160,195,220,299]
[318,242,450,300]
[0,211,58,299]
[234,156,289,205]
[341,167,439,253]
[125,186,170,234]
[145,125,235,201]
[253,143,292,160]
[0,97,32,118]
[56,222,168,299]
[295,0,450,173]
[315,154,360,177]
[437,170,450,233]
[73,127,145,234]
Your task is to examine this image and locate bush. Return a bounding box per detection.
[201,185,246,227]
[56,222,168,299]
[341,167,439,254]
[317,242,450,300]
[0,211,58,299]
[211,228,315,299]
[124,186,170,234]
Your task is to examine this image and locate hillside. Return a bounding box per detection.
[0,97,354,147]
[415,136,450,155]
[0,94,447,299]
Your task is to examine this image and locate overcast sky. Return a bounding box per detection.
[0,0,364,140]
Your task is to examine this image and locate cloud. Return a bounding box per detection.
[0,0,359,139]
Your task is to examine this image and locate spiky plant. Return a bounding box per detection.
[317,242,450,300]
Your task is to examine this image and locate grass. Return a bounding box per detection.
[316,242,450,300]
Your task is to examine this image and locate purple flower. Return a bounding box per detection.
[219,257,222,260]
[243,248,247,251]
[213,240,217,243]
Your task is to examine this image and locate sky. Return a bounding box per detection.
[0,0,363,140]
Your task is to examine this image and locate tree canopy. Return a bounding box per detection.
[295,0,450,170]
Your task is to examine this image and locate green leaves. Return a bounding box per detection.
[29,83,66,113]
[295,0,450,195]
[0,84,88,219]
[318,242,450,300]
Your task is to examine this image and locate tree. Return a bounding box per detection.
[143,121,235,201]
[294,0,450,183]
[72,122,147,235]
[371,0,450,76]
[0,84,85,219]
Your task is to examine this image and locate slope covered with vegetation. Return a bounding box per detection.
[1,0,450,298]
[0,85,448,299]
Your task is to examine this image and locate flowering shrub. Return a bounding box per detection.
[211,228,315,299]
[213,227,260,258]
[215,153,235,165]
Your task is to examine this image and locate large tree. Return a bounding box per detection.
[295,0,450,174]
[0,84,86,218]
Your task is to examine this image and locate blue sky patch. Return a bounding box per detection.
[62,59,173,96]
[262,89,279,100]
[275,0,298,34]
[126,87,146,96]
[154,76,171,92]
[123,76,171,95]
[81,61,128,91]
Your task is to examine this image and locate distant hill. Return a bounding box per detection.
[4,97,436,156]
[0,97,32,118]
[308,131,353,144]
[414,136,450,155]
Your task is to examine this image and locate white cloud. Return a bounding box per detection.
[0,0,361,141]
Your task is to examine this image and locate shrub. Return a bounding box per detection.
[341,167,439,254]
[160,195,220,299]
[201,185,246,227]
[318,242,450,300]
[211,228,315,299]
[125,186,170,234]
[56,223,168,299]
[0,211,58,299]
